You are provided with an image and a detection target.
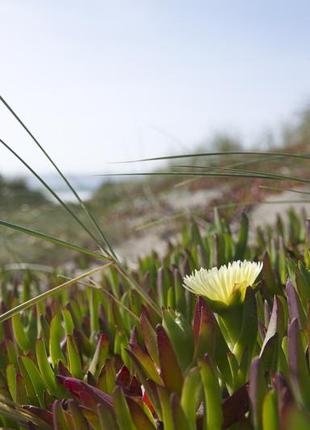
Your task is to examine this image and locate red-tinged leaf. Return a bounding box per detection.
[58,376,113,409]
[126,350,162,416]
[193,297,231,386]
[157,325,183,396]
[222,384,249,428]
[286,280,306,329]
[56,361,71,377]
[128,376,142,397]
[193,297,217,358]
[23,405,53,426]
[143,390,155,415]
[127,397,156,430]
[116,365,131,388]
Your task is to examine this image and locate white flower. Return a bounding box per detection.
[183,260,263,309]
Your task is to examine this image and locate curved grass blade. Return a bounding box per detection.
[0,263,112,323]
[96,171,310,185]
[0,95,117,260]
[0,137,109,256]
[111,150,310,164]
[172,164,310,185]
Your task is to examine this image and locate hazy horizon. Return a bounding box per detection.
[1,1,310,175]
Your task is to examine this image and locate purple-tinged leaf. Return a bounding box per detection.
[157,325,183,396]
[23,405,53,426]
[126,349,162,416]
[116,365,131,388]
[56,361,71,377]
[58,376,113,409]
[193,297,217,359]
[273,373,293,428]
[223,383,249,428]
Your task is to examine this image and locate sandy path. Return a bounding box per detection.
[249,188,309,232]
[116,186,310,265]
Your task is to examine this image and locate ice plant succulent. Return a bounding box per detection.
[183,260,263,311]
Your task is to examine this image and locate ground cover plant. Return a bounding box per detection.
[0,97,309,429]
[0,208,309,429]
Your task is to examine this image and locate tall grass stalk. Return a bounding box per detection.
[0,95,116,260]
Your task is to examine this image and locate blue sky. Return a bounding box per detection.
[0,1,309,174]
